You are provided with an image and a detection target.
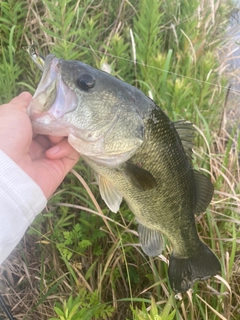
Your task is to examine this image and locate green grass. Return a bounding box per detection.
[0,0,239,319]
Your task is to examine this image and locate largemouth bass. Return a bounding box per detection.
[27,54,221,293]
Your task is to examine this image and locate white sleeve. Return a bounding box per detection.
[0,150,47,264]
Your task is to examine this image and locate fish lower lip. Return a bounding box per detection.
[30,112,70,136]
[30,112,56,123]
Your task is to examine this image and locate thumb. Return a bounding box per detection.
[8,92,32,110]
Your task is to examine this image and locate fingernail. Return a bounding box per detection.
[48,145,60,154]
[18,92,32,99]
[18,91,28,97]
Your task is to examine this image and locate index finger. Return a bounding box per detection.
[48,136,66,144]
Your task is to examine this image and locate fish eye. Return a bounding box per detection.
[76,73,95,90]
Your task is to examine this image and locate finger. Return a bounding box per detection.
[45,138,80,160]
[7,92,32,110]
[34,135,52,149]
[60,149,80,176]
[29,136,53,160]
[48,136,66,144]
[29,140,47,160]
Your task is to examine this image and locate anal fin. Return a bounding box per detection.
[138,223,164,257]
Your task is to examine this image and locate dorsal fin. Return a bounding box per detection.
[193,170,214,214]
[174,121,213,213]
[174,120,195,162]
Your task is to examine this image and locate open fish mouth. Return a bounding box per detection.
[27,54,78,135]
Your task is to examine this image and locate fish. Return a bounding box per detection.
[27,54,221,293]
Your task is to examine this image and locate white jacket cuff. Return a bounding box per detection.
[0,150,47,264]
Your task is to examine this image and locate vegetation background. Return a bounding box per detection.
[0,0,239,319]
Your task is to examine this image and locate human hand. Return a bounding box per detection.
[0,92,80,198]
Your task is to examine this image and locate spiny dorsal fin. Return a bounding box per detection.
[124,162,157,191]
[97,174,123,213]
[138,223,164,257]
[193,170,214,214]
[174,120,195,162]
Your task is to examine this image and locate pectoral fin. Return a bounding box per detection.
[124,162,157,191]
[97,175,123,213]
[193,170,214,214]
[138,223,164,257]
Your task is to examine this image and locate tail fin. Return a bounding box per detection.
[168,242,221,293]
